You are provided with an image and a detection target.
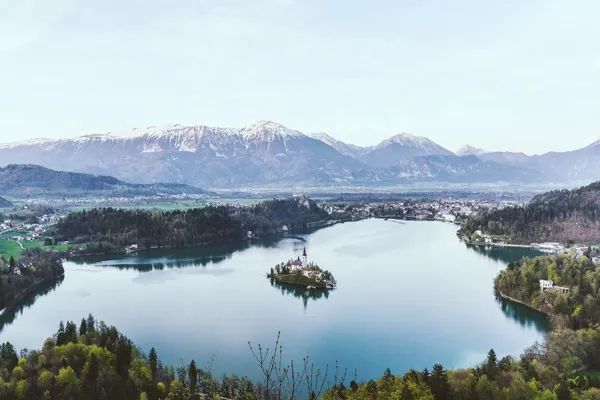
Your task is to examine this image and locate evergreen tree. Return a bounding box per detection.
[56,321,66,345]
[116,336,132,378]
[485,349,498,379]
[84,352,99,395]
[0,342,18,370]
[86,313,96,333]
[189,360,198,392]
[79,318,88,336]
[65,321,78,343]
[149,347,158,382]
[429,364,450,400]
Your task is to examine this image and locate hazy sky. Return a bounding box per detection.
[1,0,599,154]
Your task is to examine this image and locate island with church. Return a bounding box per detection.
[267,247,337,290]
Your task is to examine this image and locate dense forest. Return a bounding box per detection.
[0,249,64,310]
[0,316,256,400]
[53,197,329,254]
[461,182,600,244]
[2,316,600,399]
[495,253,600,330]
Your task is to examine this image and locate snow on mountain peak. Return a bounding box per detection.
[0,137,55,149]
[241,121,304,140]
[379,132,441,149]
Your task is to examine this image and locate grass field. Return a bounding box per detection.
[0,239,69,260]
[0,240,23,259]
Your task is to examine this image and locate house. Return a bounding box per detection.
[539,279,554,291]
[125,244,138,254]
[540,279,570,294]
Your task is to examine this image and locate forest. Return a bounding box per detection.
[460,181,600,244]
[2,316,600,399]
[0,249,64,310]
[495,253,600,330]
[53,197,329,254]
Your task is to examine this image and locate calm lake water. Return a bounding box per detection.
[0,219,548,380]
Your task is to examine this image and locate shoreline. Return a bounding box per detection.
[64,216,449,260]
[497,291,550,318]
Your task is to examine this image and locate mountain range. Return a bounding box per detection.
[0,164,207,197]
[0,121,598,188]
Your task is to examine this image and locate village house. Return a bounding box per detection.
[539,279,570,294]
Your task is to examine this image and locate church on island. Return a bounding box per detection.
[267,247,337,290]
[291,247,309,271]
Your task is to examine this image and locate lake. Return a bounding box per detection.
[0,219,548,380]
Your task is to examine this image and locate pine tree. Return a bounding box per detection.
[485,349,498,379]
[188,360,198,392]
[64,321,78,344]
[116,336,132,378]
[79,318,88,336]
[86,314,95,333]
[430,364,450,400]
[56,321,66,345]
[149,347,158,382]
[84,352,99,395]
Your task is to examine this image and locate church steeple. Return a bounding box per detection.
[302,247,308,267]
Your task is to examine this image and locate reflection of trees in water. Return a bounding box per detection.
[467,244,550,332]
[465,244,543,264]
[497,297,550,333]
[0,275,65,332]
[269,278,330,309]
[68,239,290,272]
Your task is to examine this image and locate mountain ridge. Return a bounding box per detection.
[0,121,599,188]
[0,164,208,197]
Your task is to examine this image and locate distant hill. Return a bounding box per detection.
[0,196,12,208]
[461,181,600,245]
[0,164,208,197]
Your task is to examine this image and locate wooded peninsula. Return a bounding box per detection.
[53,197,330,255]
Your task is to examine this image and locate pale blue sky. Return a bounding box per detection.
[1,0,599,153]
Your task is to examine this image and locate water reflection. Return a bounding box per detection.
[465,243,544,264]
[0,275,65,332]
[69,240,287,271]
[269,278,331,309]
[497,298,550,332]
[0,220,551,379]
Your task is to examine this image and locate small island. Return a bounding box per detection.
[267,247,336,290]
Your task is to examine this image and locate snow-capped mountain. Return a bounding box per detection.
[308,132,367,158]
[359,133,454,168]
[0,121,364,187]
[0,121,599,188]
